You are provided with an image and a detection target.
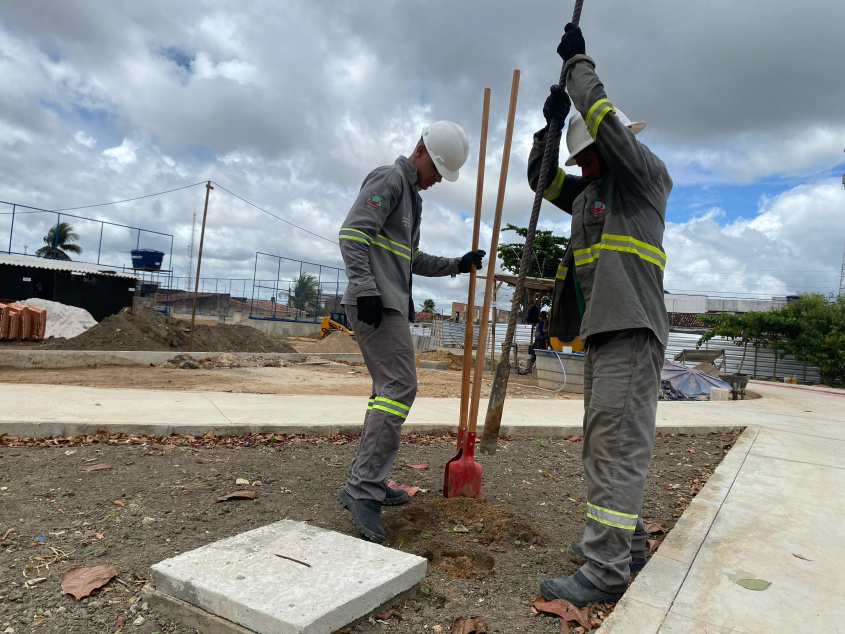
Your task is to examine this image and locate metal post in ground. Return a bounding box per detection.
[188,181,213,352]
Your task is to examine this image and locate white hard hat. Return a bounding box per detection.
[422,121,469,182]
[564,109,646,167]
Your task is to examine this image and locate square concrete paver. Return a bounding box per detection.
[150,520,426,634]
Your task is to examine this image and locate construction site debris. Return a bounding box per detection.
[416,350,464,371]
[41,307,296,353]
[294,331,360,353]
[161,353,292,369]
[23,298,96,339]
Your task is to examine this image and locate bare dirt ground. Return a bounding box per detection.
[0,429,739,633]
[0,364,579,400]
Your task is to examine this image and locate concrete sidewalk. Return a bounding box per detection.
[1,381,843,632]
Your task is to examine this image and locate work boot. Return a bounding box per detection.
[567,542,646,573]
[337,488,386,544]
[540,570,624,607]
[381,483,410,506]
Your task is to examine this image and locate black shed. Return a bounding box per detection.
[0,254,137,321]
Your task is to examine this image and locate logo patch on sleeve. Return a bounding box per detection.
[364,195,383,211]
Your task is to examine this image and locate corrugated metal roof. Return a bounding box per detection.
[0,253,137,279]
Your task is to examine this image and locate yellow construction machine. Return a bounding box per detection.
[320,311,354,338]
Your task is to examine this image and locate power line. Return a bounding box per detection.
[210,181,339,245]
[47,182,208,212]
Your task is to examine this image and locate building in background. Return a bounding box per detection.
[0,253,136,321]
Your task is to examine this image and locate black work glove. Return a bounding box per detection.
[356,295,384,329]
[408,297,415,322]
[557,23,585,63]
[543,84,571,127]
[458,250,486,274]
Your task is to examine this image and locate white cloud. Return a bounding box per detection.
[73,130,96,147]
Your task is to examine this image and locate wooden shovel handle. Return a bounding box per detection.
[458,88,491,432]
[468,70,520,435]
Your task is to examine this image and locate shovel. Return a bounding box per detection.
[444,88,490,496]
[445,70,520,498]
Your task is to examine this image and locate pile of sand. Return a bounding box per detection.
[21,298,97,339]
[43,308,296,353]
[416,349,464,371]
[295,331,360,353]
[162,353,291,369]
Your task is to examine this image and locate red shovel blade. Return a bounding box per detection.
[443,427,466,496]
[444,432,482,499]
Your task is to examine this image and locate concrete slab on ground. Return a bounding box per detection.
[149,520,426,634]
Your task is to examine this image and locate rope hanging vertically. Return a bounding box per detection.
[480,0,585,454]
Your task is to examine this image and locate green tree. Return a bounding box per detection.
[696,294,845,385]
[497,223,568,280]
[779,293,845,386]
[36,222,83,260]
[422,299,436,313]
[290,273,322,316]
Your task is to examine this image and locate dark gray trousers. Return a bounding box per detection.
[344,308,417,501]
[580,328,664,592]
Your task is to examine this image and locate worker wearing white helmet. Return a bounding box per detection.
[337,121,486,543]
[527,24,672,606]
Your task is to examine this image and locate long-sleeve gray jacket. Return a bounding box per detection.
[339,156,460,319]
[527,54,672,347]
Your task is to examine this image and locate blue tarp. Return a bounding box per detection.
[661,361,730,399]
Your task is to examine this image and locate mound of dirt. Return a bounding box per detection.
[417,349,464,371]
[43,308,296,353]
[295,331,360,353]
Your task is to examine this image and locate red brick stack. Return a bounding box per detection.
[0,303,47,341]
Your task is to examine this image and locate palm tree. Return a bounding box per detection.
[291,273,322,316]
[36,222,83,260]
[422,299,436,313]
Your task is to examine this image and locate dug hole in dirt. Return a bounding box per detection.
[34,307,296,353]
[0,428,742,634]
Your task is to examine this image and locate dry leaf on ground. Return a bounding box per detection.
[216,489,257,502]
[645,522,668,535]
[61,565,118,600]
[387,480,420,496]
[793,553,813,561]
[534,596,591,633]
[646,538,661,553]
[113,500,125,507]
[81,464,111,472]
[406,464,429,470]
[566,434,582,442]
[451,615,488,634]
[736,578,771,591]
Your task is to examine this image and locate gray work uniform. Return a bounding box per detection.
[339,156,460,501]
[527,54,672,591]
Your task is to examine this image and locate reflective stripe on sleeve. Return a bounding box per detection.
[372,237,411,261]
[586,502,638,530]
[556,263,568,281]
[543,168,566,201]
[339,228,372,245]
[585,98,616,141]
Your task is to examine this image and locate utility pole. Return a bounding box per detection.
[186,212,197,292]
[188,182,213,352]
[840,152,845,296]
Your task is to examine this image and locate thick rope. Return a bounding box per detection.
[480,0,585,454]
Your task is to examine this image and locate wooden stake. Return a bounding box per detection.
[188,181,213,352]
[467,70,520,436]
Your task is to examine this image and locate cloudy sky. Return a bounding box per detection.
[1,0,844,313]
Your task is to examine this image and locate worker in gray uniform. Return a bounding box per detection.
[338,121,486,543]
[527,24,672,605]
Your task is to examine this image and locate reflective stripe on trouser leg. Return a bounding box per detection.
[580,329,663,592]
[346,394,376,483]
[344,307,417,502]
